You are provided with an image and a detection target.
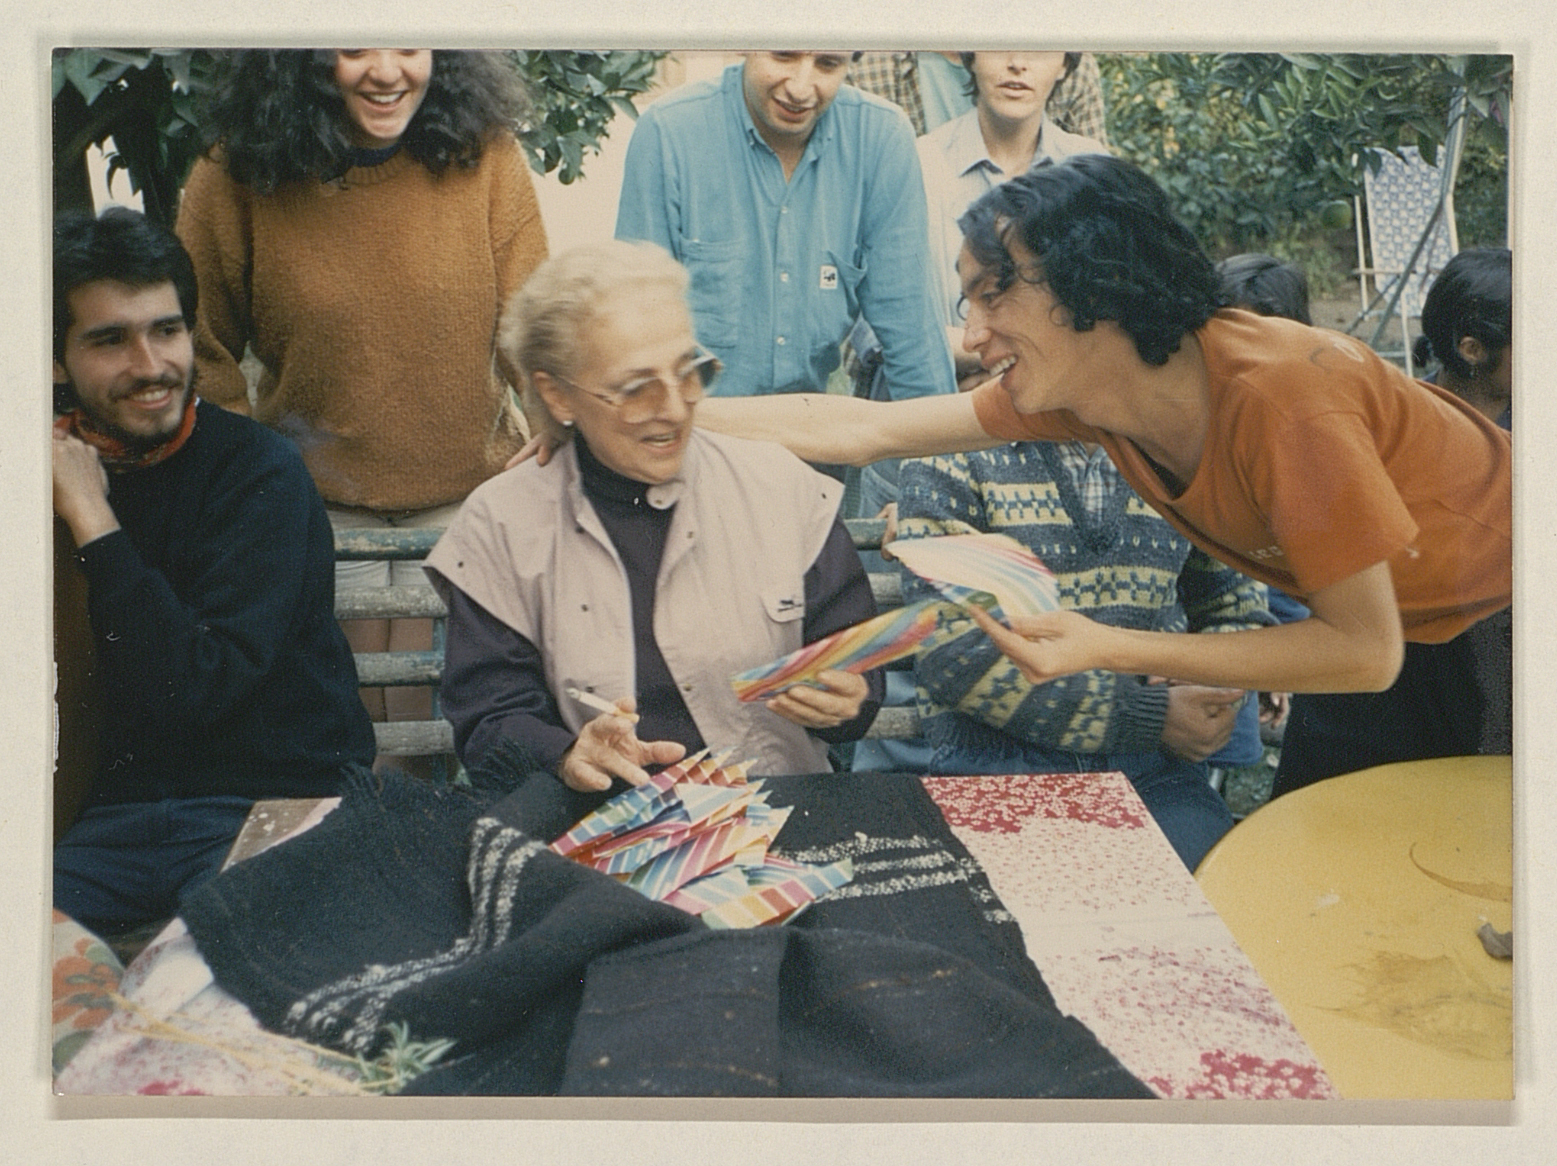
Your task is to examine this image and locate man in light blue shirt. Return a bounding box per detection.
[615,53,955,401]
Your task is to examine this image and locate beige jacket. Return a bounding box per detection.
[425,430,842,775]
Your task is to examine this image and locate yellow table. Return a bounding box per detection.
[1196,755,1512,1099]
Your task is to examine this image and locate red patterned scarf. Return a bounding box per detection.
[54,392,199,470]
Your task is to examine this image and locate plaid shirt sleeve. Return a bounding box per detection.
[847,52,926,136]
[1047,52,1108,144]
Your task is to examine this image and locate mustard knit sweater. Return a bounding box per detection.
[176,134,548,511]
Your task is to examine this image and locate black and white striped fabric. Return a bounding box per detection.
[181,747,1149,1098]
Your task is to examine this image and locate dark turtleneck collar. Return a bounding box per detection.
[352,142,403,168]
[575,431,656,509]
[325,141,405,183]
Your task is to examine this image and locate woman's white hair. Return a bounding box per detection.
[499,240,692,443]
[502,240,691,379]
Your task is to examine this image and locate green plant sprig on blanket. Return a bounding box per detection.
[107,991,455,1095]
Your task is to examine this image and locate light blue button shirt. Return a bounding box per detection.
[914,53,973,133]
[917,109,1108,329]
[615,63,955,400]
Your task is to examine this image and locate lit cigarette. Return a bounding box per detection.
[565,686,639,723]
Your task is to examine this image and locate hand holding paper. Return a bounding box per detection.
[764,668,869,727]
[967,605,1121,689]
[730,532,1060,702]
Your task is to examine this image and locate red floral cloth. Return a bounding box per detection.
[51,910,124,1075]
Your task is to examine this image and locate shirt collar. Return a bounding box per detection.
[728,62,835,165]
[947,109,1054,181]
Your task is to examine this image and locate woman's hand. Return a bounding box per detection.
[967,604,1114,686]
[558,700,687,792]
[764,669,869,730]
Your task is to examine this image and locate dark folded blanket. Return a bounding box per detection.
[180,746,1151,1098]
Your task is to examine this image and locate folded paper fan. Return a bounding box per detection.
[729,531,1057,702]
[890,531,1059,618]
[691,854,855,929]
[730,598,953,702]
[549,753,852,928]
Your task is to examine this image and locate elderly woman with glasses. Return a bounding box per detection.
[425,241,883,791]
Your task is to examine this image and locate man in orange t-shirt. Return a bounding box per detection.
[693,155,1511,788]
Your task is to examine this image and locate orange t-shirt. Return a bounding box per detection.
[972,309,1512,643]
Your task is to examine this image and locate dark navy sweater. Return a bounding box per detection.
[73,401,375,805]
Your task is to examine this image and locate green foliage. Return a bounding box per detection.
[52,47,670,224]
[52,49,216,223]
[1098,52,1511,270]
[510,50,667,184]
[351,1021,456,1094]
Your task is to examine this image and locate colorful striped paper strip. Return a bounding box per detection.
[730,598,948,702]
[699,857,855,929]
[625,818,762,900]
[662,866,752,915]
[890,531,1059,618]
[548,769,681,858]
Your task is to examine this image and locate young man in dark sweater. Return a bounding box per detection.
[51,207,375,940]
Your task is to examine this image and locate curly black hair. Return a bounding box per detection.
[1216,253,1312,326]
[1412,247,1511,380]
[198,50,530,193]
[957,155,1222,366]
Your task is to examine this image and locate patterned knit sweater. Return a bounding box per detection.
[897,442,1272,754]
[175,135,548,511]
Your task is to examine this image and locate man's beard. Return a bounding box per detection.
[63,368,198,456]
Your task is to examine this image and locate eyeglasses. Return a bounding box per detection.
[554,347,722,423]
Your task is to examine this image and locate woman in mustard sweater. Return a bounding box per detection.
[176,49,549,749]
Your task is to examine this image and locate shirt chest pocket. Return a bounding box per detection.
[680,237,745,350]
[759,587,808,653]
[807,253,866,360]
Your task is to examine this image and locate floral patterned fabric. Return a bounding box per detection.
[56,775,1334,1098]
[924,772,1337,1098]
[51,910,124,1075]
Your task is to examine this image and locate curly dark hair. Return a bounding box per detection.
[198,49,530,193]
[957,155,1222,366]
[1216,253,1312,326]
[1412,247,1511,380]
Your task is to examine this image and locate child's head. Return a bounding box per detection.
[1412,247,1511,384]
[1215,253,1312,325]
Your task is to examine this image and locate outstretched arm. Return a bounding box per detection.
[898,452,1181,754]
[695,389,1002,468]
[971,560,1405,696]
